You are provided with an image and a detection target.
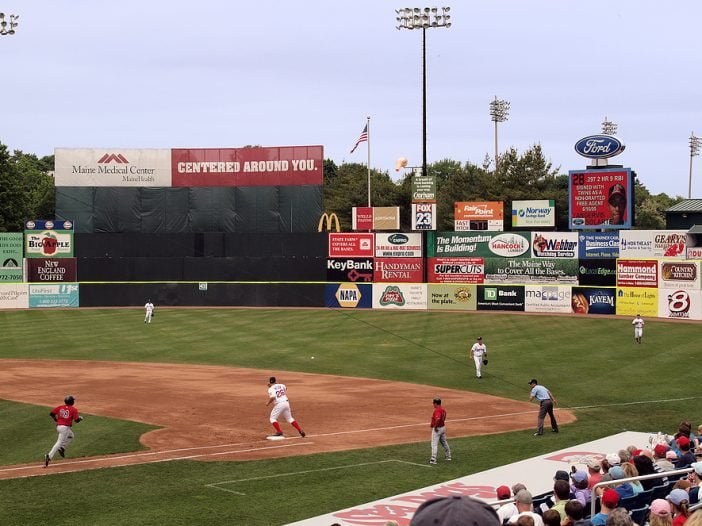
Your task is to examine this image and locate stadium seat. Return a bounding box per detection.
[634,488,654,508]
[629,505,649,526]
[650,483,671,501]
[619,494,639,511]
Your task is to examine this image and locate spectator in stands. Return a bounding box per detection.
[517,516,535,526]
[591,489,620,526]
[508,490,544,526]
[674,480,692,493]
[542,509,561,526]
[551,479,572,520]
[605,507,634,526]
[667,488,691,526]
[649,499,674,526]
[563,500,591,526]
[687,462,702,505]
[497,484,521,524]
[588,459,604,490]
[410,495,501,526]
[608,466,635,499]
[571,470,592,508]
[621,462,644,495]
[684,510,702,526]
[654,444,676,472]
[676,437,696,469]
[634,453,664,489]
[602,453,621,476]
[668,450,680,465]
[673,421,697,449]
[619,449,632,464]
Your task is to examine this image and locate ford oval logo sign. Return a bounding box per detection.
[574,135,625,159]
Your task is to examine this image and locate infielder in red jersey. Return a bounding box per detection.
[44,395,83,467]
[429,398,451,465]
[266,376,305,438]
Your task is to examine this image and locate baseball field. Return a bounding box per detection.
[0,307,699,525]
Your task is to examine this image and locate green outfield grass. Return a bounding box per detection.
[0,308,700,525]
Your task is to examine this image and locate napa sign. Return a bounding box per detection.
[574,135,625,159]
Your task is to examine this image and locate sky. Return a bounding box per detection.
[2,1,702,198]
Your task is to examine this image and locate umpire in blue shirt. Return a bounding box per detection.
[529,379,559,436]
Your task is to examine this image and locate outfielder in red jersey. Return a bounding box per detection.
[429,398,451,465]
[44,395,83,467]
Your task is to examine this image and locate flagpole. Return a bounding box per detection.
[366,116,371,207]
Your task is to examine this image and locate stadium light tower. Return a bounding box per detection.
[396,7,452,178]
[689,132,702,199]
[489,96,510,173]
[0,12,19,36]
[601,116,618,135]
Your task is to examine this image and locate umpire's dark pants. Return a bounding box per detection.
[537,399,558,434]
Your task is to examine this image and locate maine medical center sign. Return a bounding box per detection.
[54,146,324,187]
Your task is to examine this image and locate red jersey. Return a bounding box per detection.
[431,407,447,429]
[51,404,80,426]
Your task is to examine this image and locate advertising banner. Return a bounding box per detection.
[171,146,324,187]
[571,287,616,315]
[431,232,530,258]
[324,283,372,309]
[476,285,525,311]
[374,258,423,282]
[427,257,484,284]
[328,233,374,258]
[454,201,504,231]
[326,258,374,282]
[0,233,23,283]
[427,284,477,311]
[55,148,172,187]
[352,207,400,231]
[619,230,687,259]
[577,259,617,287]
[372,283,427,310]
[617,259,658,288]
[531,232,578,259]
[687,247,702,259]
[659,260,700,290]
[0,284,29,309]
[412,203,436,230]
[29,284,80,308]
[568,168,633,229]
[615,287,658,317]
[524,285,572,313]
[412,175,436,202]
[578,232,619,259]
[375,233,422,258]
[351,207,373,231]
[512,200,555,228]
[484,258,579,284]
[24,220,74,258]
[658,289,702,320]
[27,258,77,282]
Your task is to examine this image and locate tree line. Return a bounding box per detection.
[0,141,681,233]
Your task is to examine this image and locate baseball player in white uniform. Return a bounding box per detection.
[144,300,154,324]
[470,336,487,378]
[266,376,305,438]
[632,314,644,344]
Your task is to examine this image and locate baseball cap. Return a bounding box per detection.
[666,450,678,460]
[602,489,620,508]
[667,489,689,507]
[609,466,625,480]
[692,462,702,476]
[608,183,626,203]
[529,379,538,385]
[477,336,482,340]
[677,436,691,448]
[410,495,500,526]
[654,444,669,457]
[554,470,570,481]
[650,499,672,518]
[571,470,588,484]
[496,485,511,500]
[587,458,602,471]
[605,453,620,466]
[515,489,533,505]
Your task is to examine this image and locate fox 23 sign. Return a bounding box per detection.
[412,203,436,230]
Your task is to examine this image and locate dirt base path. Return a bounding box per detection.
[0,359,575,479]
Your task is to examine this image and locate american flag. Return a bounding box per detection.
[350,124,368,153]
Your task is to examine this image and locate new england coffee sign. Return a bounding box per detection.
[574,135,625,159]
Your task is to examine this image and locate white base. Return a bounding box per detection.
[266,435,285,441]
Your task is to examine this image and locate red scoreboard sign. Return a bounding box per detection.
[568,168,634,230]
